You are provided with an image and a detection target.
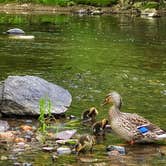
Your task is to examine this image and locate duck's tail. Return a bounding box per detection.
[155,128,166,140]
[156,133,166,140]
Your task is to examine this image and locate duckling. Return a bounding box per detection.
[92,119,109,136]
[102,91,166,144]
[81,107,98,123]
[75,134,95,154]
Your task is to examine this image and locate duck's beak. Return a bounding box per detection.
[101,96,112,106]
[101,98,109,106]
[101,100,108,106]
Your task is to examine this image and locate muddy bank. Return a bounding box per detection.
[0,3,165,16]
[0,3,112,14]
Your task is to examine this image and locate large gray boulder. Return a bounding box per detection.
[0,76,72,116]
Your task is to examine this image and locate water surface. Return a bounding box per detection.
[0,13,166,165]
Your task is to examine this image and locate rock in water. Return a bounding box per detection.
[106,145,125,155]
[57,147,71,155]
[6,28,25,35]
[56,130,77,140]
[0,76,72,116]
[0,120,9,132]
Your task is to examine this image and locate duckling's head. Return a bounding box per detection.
[102,91,122,109]
[92,119,109,136]
[88,107,98,117]
[75,142,83,154]
[101,119,109,128]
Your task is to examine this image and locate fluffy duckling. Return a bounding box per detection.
[75,134,95,154]
[103,91,166,144]
[81,107,98,123]
[92,119,109,136]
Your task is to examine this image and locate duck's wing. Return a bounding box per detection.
[124,112,150,126]
[122,112,166,142]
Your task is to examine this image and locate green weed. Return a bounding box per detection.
[38,97,52,133]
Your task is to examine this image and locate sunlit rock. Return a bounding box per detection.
[20,125,33,131]
[90,9,103,15]
[0,76,72,116]
[4,28,35,40]
[56,130,77,140]
[141,8,160,17]
[14,137,25,143]
[6,28,25,35]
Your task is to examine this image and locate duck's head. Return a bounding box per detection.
[88,107,98,117]
[102,91,122,109]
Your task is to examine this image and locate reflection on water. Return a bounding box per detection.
[0,13,166,165]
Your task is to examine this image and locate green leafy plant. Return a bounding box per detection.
[143,2,159,9]
[38,97,52,133]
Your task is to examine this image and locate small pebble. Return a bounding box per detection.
[13,162,21,166]
[23,163,32,166]
[0,155,8,160]
[25,120,33,123]
[42,147,55,152]
[24,135,32,142]
[67,115,77,120]
[57,147,71,155]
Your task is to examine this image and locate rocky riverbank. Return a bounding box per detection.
[0,3,166,16]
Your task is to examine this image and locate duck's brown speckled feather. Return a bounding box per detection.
[105,92,166,143]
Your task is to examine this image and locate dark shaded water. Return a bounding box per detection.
[0,13,166,165]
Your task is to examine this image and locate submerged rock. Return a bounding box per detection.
[8,35,35,40]
[0,131,15,142]
[56,139,78,145]
[57,147,71,155]
[0,120,9,132]
[0,76,72,116]
[106,145,125,155]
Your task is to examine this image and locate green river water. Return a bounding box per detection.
[0,13,166,165]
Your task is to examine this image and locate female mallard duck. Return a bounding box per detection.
[102,91,166,144]
[81,107,98,123]
[92,119,109,136]
[75,134,95,154]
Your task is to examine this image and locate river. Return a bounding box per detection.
[0,13,166,165]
